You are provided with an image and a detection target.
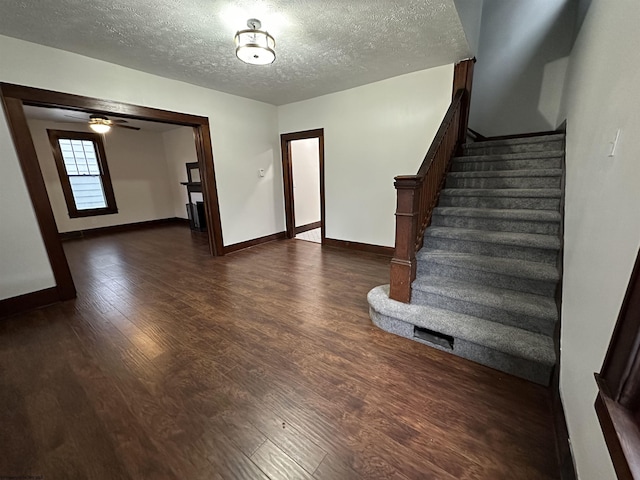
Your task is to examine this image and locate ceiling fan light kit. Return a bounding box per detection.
[234,18,276,65]
[88,115,112,134]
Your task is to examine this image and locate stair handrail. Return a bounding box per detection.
[389,89,468,303]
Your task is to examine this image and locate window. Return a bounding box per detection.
[595,247,640,480]
[47,130,117,218]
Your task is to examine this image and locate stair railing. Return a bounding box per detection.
[389,89,468,302]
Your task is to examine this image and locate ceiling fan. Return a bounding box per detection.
[64,113,141,133]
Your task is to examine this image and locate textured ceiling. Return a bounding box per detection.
[0,0,471,105]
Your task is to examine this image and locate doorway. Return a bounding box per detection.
[280,129,325,244]
[0,83,224,303]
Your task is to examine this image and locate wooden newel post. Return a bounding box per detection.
[389,175,423,303]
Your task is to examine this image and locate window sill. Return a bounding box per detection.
[68,208,118,219]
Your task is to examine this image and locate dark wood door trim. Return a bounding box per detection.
[295,221,322,235]
[0,94,76,300]
[595,247,640,480]
[0,82,225,306]
[193,122,224,255]
[280,128,325,243]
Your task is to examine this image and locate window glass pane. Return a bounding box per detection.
[69,175,107,210]
[58,138,100,176]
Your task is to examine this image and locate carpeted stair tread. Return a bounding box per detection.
[425,226,560,250]
[447,168,562,179]
[462,135,565,156]
[463,133,565,150]
[433,207,560,223]
[368,285,555,366]
[439,189,561,210]
[446,170,561,190]
[417,250,559,282]
[431,207,560,235]
[451,153,563,173]
[441,188,561,198]
[412,275,557,324]
[454,150,565,163]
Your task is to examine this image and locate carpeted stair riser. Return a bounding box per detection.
[451,156,562,172]
[423,235,558,264]
[463,142,563,156]
[456,149,564,161]
[417,258,557,297]
[424,227,560,261]
[463,138,564,156]
[439,193,560,210]
[370,310,552,384]
[410,289,555,336]
[431,212,559,235]
[411,275,557,335]
[446,174,561,190]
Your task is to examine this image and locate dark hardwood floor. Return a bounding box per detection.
[0,225,559,479]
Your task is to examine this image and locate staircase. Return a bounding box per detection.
[368,133,564,385]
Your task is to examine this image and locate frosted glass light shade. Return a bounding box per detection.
[89,122,111,134]
[235,26,276,65]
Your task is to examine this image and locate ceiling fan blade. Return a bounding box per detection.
[64,113,88,120]
[114,124,141,131]
[111,119,129,124]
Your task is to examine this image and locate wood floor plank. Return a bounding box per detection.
[0,225,560,479]
[251,439,314,480]
[312,453,362,480]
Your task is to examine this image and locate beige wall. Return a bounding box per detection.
[278,64,454,248]
[162,126,200,220]
[29,119,176,233]
[558,1,640,478]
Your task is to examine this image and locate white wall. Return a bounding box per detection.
[453,0,484,56]
[0,34,281,300]
[469,0,575,136]
[0,111,55,300]
[278,64,454,247]
[162,126,200,219]
[558,1,640,479]
[291,138,321,228]
[29,119,176,233]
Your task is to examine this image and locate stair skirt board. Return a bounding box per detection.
[370,307,553,386]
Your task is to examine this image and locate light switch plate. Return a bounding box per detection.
[609,129,621,157]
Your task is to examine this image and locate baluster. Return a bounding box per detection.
[389,91,467,303]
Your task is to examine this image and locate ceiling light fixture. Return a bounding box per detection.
[88,115,112,134]
[234,18,275,65]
